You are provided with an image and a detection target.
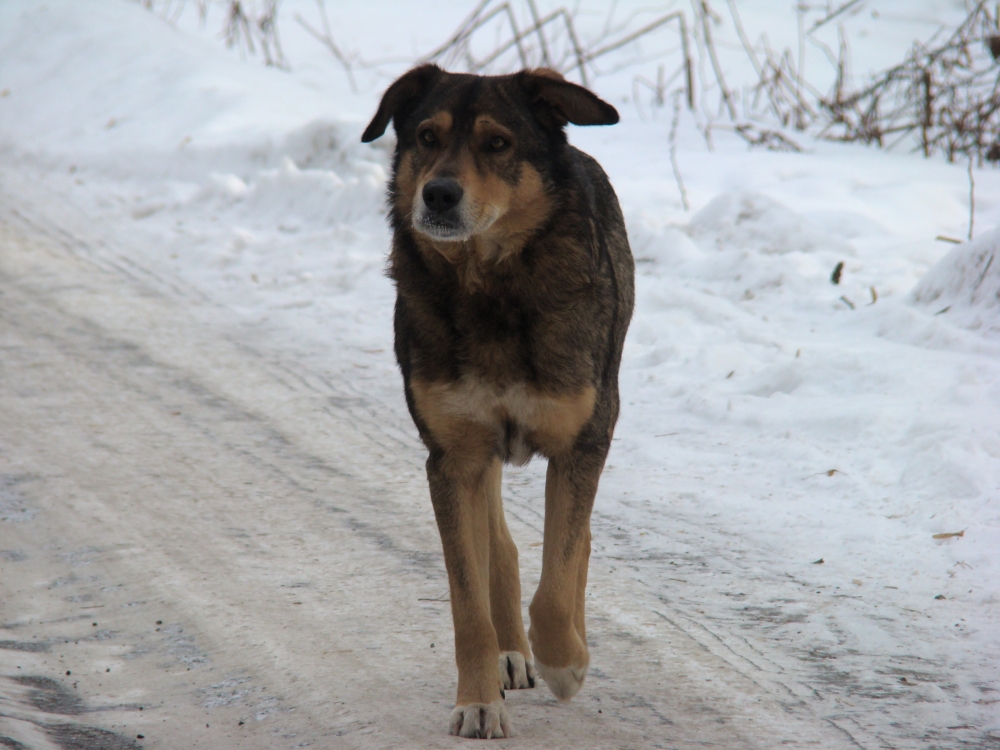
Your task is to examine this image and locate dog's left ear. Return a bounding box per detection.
[519,68,619,128]
[362,64,442,143]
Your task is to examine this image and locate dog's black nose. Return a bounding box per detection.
[422,179,464,214]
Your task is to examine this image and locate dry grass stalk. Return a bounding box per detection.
[932,530,966,539]
[221,0,287,69]
[669,90,690,210]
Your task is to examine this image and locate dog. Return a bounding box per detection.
[362,64,634,739]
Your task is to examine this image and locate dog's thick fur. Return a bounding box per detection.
[362,65,634,739]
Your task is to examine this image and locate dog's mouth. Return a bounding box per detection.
[414,210,470,241]
[412,200,501,242]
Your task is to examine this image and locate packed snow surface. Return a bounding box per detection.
[1,0,998,745]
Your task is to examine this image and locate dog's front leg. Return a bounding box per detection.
[528,443,607,702]
[426,447,511,739]
[484,457,536,691]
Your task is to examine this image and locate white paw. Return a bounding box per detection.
[448,700,511,739]
[499,651,537,690]
[535,660,587,702]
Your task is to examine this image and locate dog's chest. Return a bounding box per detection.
[411,377,596,463]
[400,250,604,461]
[446,284,591,384]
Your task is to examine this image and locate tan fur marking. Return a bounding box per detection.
[395,150,418,221]
[472,116,513,140]
[411,378,596,459]
[417,111,454,143]
[410,380,496,465]
[482,163,551,256]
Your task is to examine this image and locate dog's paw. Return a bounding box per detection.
[535,661,587,702]
[448,700,511,739]
[499,651,537,690]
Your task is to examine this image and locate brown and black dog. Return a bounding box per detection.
[362,65,634,739]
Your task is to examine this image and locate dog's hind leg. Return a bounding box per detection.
[485,458,536,691]
[426,444,511,739]
[528,444,606,702]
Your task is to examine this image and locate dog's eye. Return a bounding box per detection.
[489,136,508,152]
[420,130,436,146]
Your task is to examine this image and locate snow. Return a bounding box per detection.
[1,0,998,744]
[913,226,1000,336]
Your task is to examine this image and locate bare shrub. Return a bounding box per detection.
[141,0,1000,174]
[296,0,695,109]
[818,1,1000,164]
[417,0,692,101]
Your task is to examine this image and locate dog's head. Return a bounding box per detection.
[362,66,618,245]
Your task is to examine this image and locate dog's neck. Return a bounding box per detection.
[412,210,553,293]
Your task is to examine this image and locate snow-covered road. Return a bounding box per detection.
[0,179,843,749]
[0,173,993,749]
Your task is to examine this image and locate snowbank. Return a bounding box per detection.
[912,227,1000,336]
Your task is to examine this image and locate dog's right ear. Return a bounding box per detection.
[361,64,442,143]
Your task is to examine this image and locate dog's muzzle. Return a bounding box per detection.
[414,178,470,240]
